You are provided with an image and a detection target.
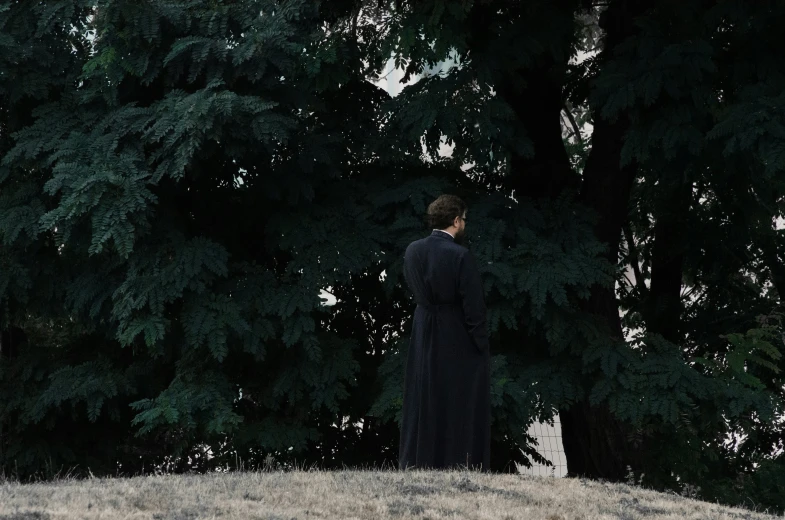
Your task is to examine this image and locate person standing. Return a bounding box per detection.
[398,194,491,472]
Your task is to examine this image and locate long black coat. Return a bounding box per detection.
[398,229,491,471]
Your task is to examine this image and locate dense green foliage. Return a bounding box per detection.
[1,0,783,513]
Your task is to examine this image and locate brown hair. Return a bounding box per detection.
[426,194,467,229]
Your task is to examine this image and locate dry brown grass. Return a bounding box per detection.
[0,468,781,520]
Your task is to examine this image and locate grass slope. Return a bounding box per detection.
[1,469,782,520]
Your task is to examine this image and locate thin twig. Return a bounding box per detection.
[623,224,648,296]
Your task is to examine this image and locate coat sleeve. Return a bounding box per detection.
[457,250,490,353]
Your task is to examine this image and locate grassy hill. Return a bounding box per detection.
[1,468,782,519]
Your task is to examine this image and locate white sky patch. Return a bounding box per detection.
[319,288,337,306]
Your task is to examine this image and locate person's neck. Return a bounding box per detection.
[434,228,455,238]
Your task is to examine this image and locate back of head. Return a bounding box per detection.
[426,194,467,230]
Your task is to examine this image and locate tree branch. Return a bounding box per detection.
[623,224,647,296]
[563,101,584,146]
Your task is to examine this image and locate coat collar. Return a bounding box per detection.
[431,229,454,241]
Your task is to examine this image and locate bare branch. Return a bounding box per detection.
[562,101,584,146]
[623,224,648,296]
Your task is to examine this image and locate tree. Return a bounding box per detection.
[359,0,785,506]
[1,0,783,513]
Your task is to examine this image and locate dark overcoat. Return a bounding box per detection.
[398,229,491,471]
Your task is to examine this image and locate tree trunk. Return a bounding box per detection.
[559,0,651,481]
[497,17,580,200]
[470,0,651,478]
[0,326,25,465]
[561,110,638,480]
[0,329,3,463]
[646,180,692,342]
[559,400,637,480]
[755,186,785,303]
[762,230,785,303]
